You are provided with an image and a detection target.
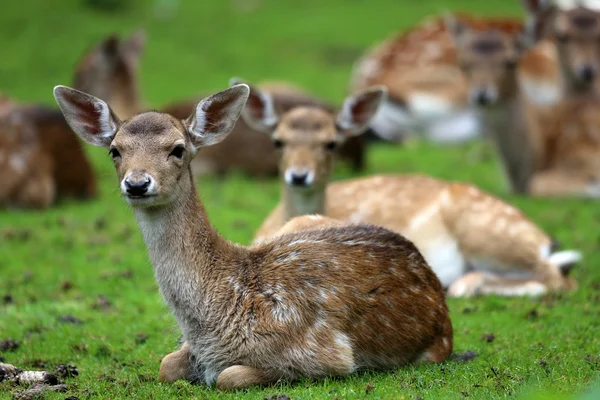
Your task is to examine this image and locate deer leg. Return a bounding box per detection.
[447,272,548,298]
[529,170,600,198]
[158,342,192,383]
[216,365,276,390]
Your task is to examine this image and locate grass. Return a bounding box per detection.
[0,0,598,399]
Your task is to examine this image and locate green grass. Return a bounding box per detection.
[0,0,599,399]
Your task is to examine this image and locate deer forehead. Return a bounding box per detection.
[276,107,336,141]
[115,112,185,148]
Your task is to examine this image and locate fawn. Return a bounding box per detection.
[243,82,579,297]
[53,84,452,388]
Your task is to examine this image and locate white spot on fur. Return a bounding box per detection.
[9,154,26,173]
[520,78,562,107]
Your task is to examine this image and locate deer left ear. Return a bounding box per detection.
[53,85,120,148]
[444,12,467,42]
[336,86,386,138]
[186,84,250,152]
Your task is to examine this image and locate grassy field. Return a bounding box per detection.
[1,0,599,399]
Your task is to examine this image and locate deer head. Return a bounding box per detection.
[523,0,600,92]
[446,14,527,106]
[237,78,385,190]
[53,84,249,208]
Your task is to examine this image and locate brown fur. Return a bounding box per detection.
[54,84,452,388]
[0,109,55,208]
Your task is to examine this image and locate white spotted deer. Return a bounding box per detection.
[242,82,580,297]
[53,84,452,388]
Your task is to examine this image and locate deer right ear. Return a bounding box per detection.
[232,78,279,133]
[53,85,120,148]
[444,12,466,42]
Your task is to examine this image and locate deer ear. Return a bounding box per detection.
[53,85,120,148]
[123,29,146,65]
[444,12,467,42]
[232,78,279,133]
[336,86,386,137]
[186,84,250,151]
[522,0,555,43]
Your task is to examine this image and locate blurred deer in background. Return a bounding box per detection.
[450,1,600,197]
[446,14,539,195]
[350,8,562,145]
[0,103,54,208]
[54,84,452,388]
[523,1,600,196]
[243,82,580,297]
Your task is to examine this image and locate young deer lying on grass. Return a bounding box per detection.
[53,84,452,388]
[244,83,580,297]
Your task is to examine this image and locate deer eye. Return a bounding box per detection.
[169,145,186,159]
[273,139,284,149]
[324,141,337,151]
[108,147,121,159]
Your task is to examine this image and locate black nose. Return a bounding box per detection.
[579,65,596,82]
[125,177,150,196]
[474,92,491,106]
[291,173,308,186]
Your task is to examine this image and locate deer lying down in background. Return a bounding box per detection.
[162,80,366,176]
[350,11,560,144]
[0,104,54,208]
[243,83,580,297]
[0,31,145,208]
[54,84,452,389]
[451,3,600,197]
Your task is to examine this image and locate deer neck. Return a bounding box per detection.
[480,90,534,194]
[132,168,239,335]
[282,184,326,222]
